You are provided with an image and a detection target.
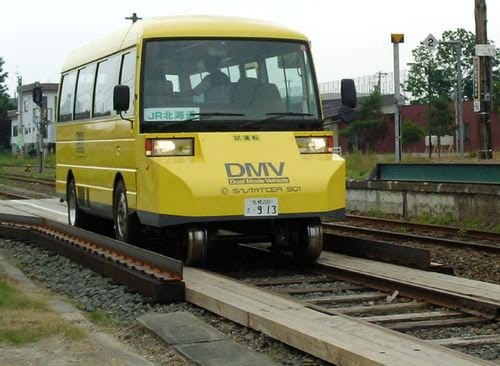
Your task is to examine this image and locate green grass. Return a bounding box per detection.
[88,310,121,328]
[0,321,84,345]
[411,212,455,226]
[0,152,55,168]
[0,278,85,345]
[0,279,46,311]
[344,152,380,179]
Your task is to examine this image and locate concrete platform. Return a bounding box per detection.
[139,312,277,366]
[0,198,66,223]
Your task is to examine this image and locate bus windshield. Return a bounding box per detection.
[141,39,320,132]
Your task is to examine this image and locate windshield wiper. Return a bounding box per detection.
[242,112,314,127]
[183,112,245,122]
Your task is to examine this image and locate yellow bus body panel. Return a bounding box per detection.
[56,119,137,210]
[136,131,345,221]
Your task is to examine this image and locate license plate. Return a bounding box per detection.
[244,198,278,216]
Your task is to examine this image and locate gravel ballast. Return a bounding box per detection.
[0,238,329,366]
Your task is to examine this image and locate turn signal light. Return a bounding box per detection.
[295,136,333,154]
[145,138,194,156]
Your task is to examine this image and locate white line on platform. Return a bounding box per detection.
[14,200,66,216]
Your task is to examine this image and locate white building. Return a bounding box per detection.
[10,83,58,155]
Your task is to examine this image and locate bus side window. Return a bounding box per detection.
[120,50,136,115]
[75,64,96,120]
[94,56,120,117]
[59,71,77,122]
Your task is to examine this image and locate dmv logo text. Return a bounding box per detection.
[224,162,289,185]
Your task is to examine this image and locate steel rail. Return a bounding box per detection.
[313,260,500,320]
[0,189,31,200]
[344,214,500,242]
[0,214,184,301]
[0,173,55,187]
[323,221,500,253]
[231,243,500,320]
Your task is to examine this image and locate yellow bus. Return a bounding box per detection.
[56,16,356,264]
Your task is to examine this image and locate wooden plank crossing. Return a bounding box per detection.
[387,317,487,331]
[360,310,464,323]
[430,335,500,347]
[184,268,491,366]
[318,252,500,308]
[304,291,386,305]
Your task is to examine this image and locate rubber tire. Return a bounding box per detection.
[183,226,208,266]
[291,219,323,263]
[113,180,141,243]
[66,178,90,228]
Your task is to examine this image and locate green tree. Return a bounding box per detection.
[493,80,500,116]
[405,28,500,103]
[340,90,386,152]
[401,118,425,149]
[428,94,455,156]
[0,57,9,117]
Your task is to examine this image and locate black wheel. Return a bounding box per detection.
[113,180,141,243]
[182,226,208,266]
[290,219,323,263]
[66,178,89,228]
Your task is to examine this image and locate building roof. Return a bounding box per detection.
[20,83,59,93]
[63,15,308,71]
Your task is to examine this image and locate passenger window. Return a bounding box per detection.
[94,56,119,117]
[75,65,96,120]
[120,50,136,115]
[59,72,77,122]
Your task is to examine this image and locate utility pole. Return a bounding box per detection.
[16,74,24,157]
[427,64,433,159]
[475,0,493,159]
[32,82,45,173]
[440,41,464,157]
[391,34,404,162]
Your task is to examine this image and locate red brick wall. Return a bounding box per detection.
[338,101,499,154]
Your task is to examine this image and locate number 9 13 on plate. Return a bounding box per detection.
[244,198,279,216]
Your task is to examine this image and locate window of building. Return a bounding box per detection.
[59,72,77,122]
[75,64,96,120]
[13,126,18,137]
[119,50,136,115]
[94,56,119,117]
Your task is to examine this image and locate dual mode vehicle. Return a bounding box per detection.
[56,16,356,264]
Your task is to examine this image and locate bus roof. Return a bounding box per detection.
[62,16,309,72]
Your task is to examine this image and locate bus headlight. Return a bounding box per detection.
[145,138,194,156]
[295,136,333,154]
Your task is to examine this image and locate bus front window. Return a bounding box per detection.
[141,39,320,131]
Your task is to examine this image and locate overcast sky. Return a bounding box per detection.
[2,0,499,95]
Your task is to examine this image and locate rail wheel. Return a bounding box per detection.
[184,226,208,266]
[66,178,89,228]
[291,219,323,263]
[113,180,140,243]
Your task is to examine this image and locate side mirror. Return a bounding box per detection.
[113,85,130,112]
[341,79,356,108]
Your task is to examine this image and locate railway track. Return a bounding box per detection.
[0,173,55,187]
[0,214,498,364]
[345,214,500,243]
[0,189,31,200]
[323,216,500,254]
[0,214,184,301]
